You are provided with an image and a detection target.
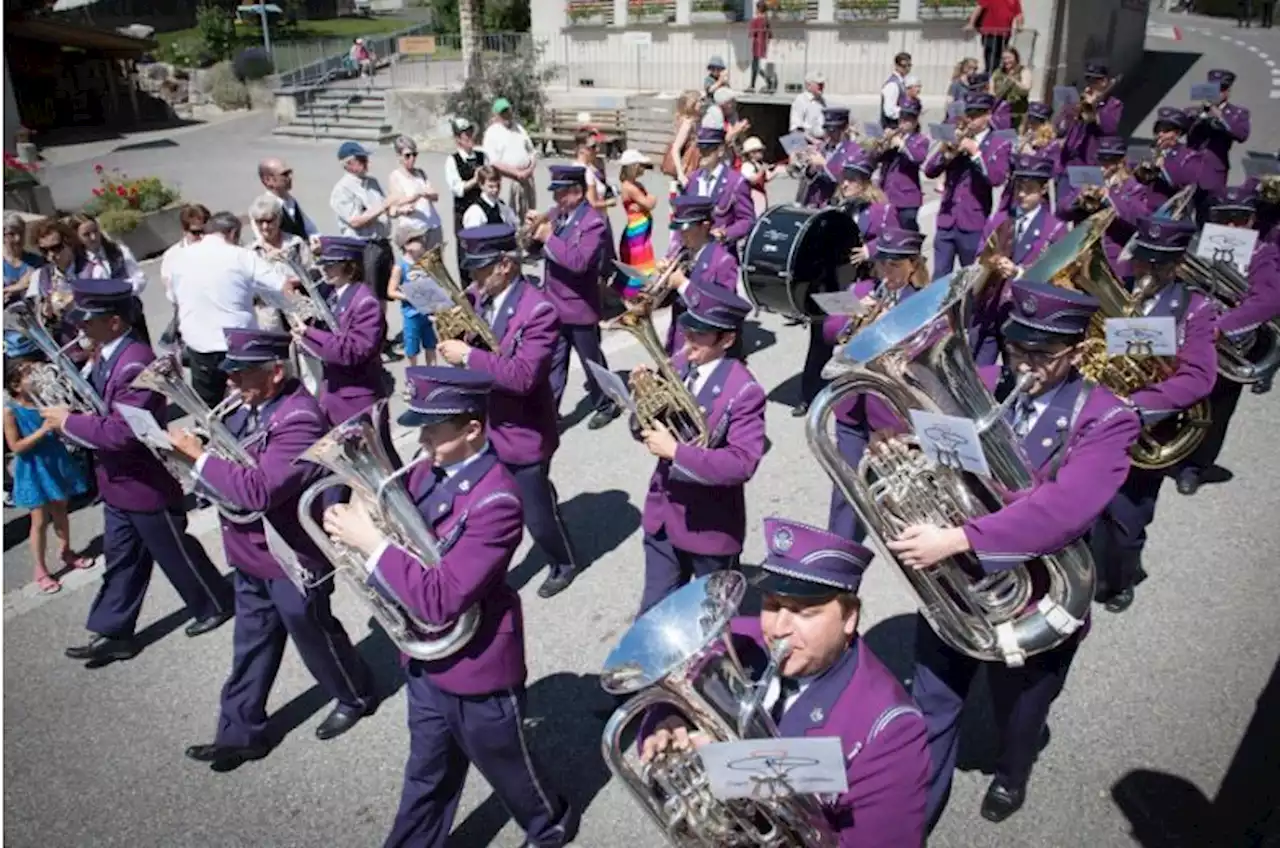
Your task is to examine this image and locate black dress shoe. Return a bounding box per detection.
[315,702,376,741]
[185,610,233,638]
[537,568,577,599]
[587,404,621,430]
[185,742,270,771]
[791,403,809,418]
[1175,468,1202,496]
[980,779,1026,823]
[1104,587,1135,613]
[65,635,139,663]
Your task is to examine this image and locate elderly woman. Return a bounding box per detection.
[3,214,42,306]
[386,135,443,251]
[247,192,314,333]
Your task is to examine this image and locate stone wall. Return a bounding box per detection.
[384,89,454,150]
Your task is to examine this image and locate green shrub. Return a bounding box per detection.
[208,61,252,110]
[97,208,146,234]
[82,164,181,233]
[233,46,275,81]
[445,43,562,134]
[196,2,237,62]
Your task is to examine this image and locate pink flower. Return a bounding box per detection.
[94,163,104,174]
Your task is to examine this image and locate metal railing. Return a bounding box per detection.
[270,21,436,90]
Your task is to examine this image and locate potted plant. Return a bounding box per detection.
[567,0,611,25]
[3,153,55,216]
[835,0,896,21]
[770,0,809,22]
[691,0,736,22]
[919,0,973,20]
[82,164,184,259]
[628,0,670,22]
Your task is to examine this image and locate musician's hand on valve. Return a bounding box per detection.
[710,228,726,242]
[323,500,382,557]
[887,524,972,569]
[639,717,710,764]
[438,339,471,366]
[167,427,204,461]
[532,221,553,242]
[849,246,870,265]
[641,420,678,461]
[994,256,1019,278]
[959,138,980,157]
[39,406,71,430]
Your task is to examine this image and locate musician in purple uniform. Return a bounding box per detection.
[1055,62,1123,168]
[835,150,895,260]
[973,151,1070,365]
[1186,69,1251,217]
[43,279,232,663]
[924,91,1013,276]
[1090,217,1217,613]
[642,517,930,845]
[529,164,622,431]
[801,107,858,209]
[877,97,930,231]
[437,223,585,599]
[670,127,755,257]
[169,329,375,770]
[1176,187,1280,495]
[1007,102,1062,215]
[632,280,766,614]
[889,278,1141,825]
[1136,108,1204,211]
[663,196,740,358]
[820,229,925,543]
[322,367,577,848]
[1056,137,1151,278]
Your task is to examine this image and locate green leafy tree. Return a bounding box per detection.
[196,2,237,62]
[445,43,561,132]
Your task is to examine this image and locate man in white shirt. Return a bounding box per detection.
[789,72,827,139]
[257,157,317,241]
[482,98,538,219]
[167,211,289,406]
[880,52,913,128]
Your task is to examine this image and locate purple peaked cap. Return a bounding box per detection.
[748,517,874,598]
[1084,62,1109,79]
[68,277,133,317]
[1208,68,1236,88]
[1011,151,1055,181]
[964,91,995,113]
[1154,107,1192,132]
[1002,278,1101,347]
[695,126,727,147]
[873,228,924,259]
[1097,136,1127,159]
[1212,184,1256,213]
[671,195,715,228]
[842,147,876,178]
[1131,216,1196,262]
[899,97,922,117]
[1025,102,1053,122]
[316,236,365,264]
[548,164,587,189]
[222,328,292,372]
[459,223,518,269]
[678,278,752,332]
[398,366,494,428]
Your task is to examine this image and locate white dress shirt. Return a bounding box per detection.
[83,243,147,294]
[701,103,726,131]
[445,149,483,198]
[389,167,442,232]
[160,235,199,293]
[167,236,287,353]
[697,164,725,199]
[789,91,826,137]
[1011,380,1066,437]
[684,354,725,396]
[482,121,535,171]
[881,73,905,122]
[79,332,130,381]
[462,195,520,230]
[330,172,390,239]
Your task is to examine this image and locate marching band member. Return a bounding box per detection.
[322,367,578,848]
[1136,108,1204,210]
[437,223,585,599]
[661,196,740,357]
[1176,187,1280,495]
[1186,69,1251,215]
[889,278,1141,825]
[641,517,931,845]
[43,279,233,663]
[821,229,926,543]
[1005,102,1060,215]
[172,329,376,771]
[835,149,895,259]
[1055,136,1150,278]
[800,107,857,209]
[876,97,930,231]
[632,280,766,615]
[973,151,1070,365]
[527,164,621,431]
[1055,62,1123,168]
[670,127,755,257]
[924,91,1014,276]
[1091,217,1217,613]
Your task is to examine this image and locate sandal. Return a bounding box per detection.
[36,575,61,595]
[61,550,94,570]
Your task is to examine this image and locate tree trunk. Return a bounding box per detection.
[459,0,483,80]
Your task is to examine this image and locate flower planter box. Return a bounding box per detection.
[772,8,808,21]
[3,184,56,216]
[690,8,732,21]
[628,8,671,22]
[567,5,611,25]
[835,5,895,20]
[108,206,184,261]
[919,1,974,20]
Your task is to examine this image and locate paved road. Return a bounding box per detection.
[6,21,1280,848]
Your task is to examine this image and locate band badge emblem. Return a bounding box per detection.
[688,290,701,308]
[1149,223,1162,239]
[1021,295,1037,316]
[810,707,825,723]
[772,528,794,553]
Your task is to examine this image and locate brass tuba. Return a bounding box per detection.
[296,400,480,662]
[1180,251,1280,385]
[806,266,1094,667]
[4,301,105,415]
[601,571,839,847]
[416,245,500,351]
[1025,209,1210,468]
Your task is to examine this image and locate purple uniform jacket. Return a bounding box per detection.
[1146,145,1204,209]
[196,380,329,582]
[671,166,756,257]
[61,338,183,512]
[543,201,607,326]
[1217,242,1280,338]
[667,242,740,355]
[729,620,929,847]
[640,355,766,555]
[1055,175,1150,277]
[820,281,913,434]
[465,276,561,466]
[802,140,858,209]
[980,204,1069,268]
[372,447,527,695]
[924,131,1013,232]
[1056,97,1123,167]
[1185,103,1251,196]
[878,133,930,210]
[1126,282,1218,420]
[964,366,1140,567]
[843,200,894,257]
[991,99,1013,132]
[301,282,386,427]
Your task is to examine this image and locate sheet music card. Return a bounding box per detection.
[400,273,455,315]
[861,122,884,139]
[1242,156,1280,179]
[929,123,957,144]
[1189,83,1220,102]
[908,410,992,478]
[115,403,173,451]
[946,102,965,120]
[1104,317,1178,357]
[699,737,849,801]
[1068,166,1105,188]
[1053,85,1079,111]
[779,132,809,157]
[584,360,638,418]
[992,129,1018,142]
[811,290,868,317]
[1195,223,1257,274]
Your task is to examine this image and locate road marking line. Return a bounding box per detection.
[1269,60,1278,68]
[1249,45,1261,53]
[1272,91,1280,99]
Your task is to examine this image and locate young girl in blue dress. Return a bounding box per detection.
[3,335,92,594]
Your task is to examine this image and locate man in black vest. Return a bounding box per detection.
[256,157,316,241]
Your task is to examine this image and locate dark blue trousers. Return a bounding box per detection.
[504,460,578,578]
[897,206,920,232]
[384,664,577,848]
[932,227,984,279]
[549,324,611,413]
[801,321,834,407]
[1182,377,1244,472]
[827,420,869,544]
[215,571,374,748]
[910,615,1083,824]
[638,527,737,616]
[1092,466,1164,595]
[87,504,232,638]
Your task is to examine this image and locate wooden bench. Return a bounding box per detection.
[530,108,626,158]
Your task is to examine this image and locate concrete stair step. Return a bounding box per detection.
[295,106,386,122]
[311,91,386,106]
[272,124,398,143]
[292,115,392,131]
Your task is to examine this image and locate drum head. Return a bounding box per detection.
[743,204,861,320]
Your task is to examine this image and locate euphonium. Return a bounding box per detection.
[3,301,105,415]
[265,245,331,395]
[806,266,1094,667]
[1259,175,1280,206]
[1180,250,1280,385]
[1023,209,1210,469]
[295,400,480,662]
[601,571,839,848]
[416,245,500,351]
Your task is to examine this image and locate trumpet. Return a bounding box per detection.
[860,127,901,158]
[1132,148,1168,185]
[937,119,977,160]
[1018,121,1057,153]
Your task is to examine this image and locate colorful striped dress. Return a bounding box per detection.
[618,194,656,299]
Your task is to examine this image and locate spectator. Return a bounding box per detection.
[740,136,782,215]
[790,71,827,139]
[3,213,42,306]
[247,191,314,335]
[68,212,150,344]
[704,55,730,105]
[966,0,1023,75]
[386,220,438,368]
[616,149,657,301]
[949,58,980,104]
[350,38,377,84]
[748,2,777,94]
[662,90,704,195]
[483,98,538,220]
[880,52,913,128]
[387,135,443,251]
[160,204,210,297]
[255,157,316,241]
[444,117,488,238]
[462,166,520,229]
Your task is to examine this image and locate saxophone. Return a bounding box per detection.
[416,245,500,351]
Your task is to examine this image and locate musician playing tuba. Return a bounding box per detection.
[167,329,376,770]
[636,518,931,845]
[320,367,578,847]
[629,278,766,615]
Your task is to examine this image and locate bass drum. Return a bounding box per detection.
[741,204,861,320]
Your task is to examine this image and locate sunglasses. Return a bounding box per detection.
[401,151,418,158]
[41,241,66,256]
[255,218,277,225]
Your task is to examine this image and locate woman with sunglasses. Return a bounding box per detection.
[387,135,443,252]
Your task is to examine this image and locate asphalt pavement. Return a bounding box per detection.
[5,19,1280,848]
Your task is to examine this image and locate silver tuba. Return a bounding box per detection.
[3,301,105,415]
[601,571,838,848]
[806,267,1095,667]
[1180,251,1280,385]
[295,400,480,662]
[129,352,262,523]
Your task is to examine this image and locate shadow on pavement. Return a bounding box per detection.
[32,117,207,151]
[1112,49,1204,138]
[508,488,640,592]
[1111,653,1280,847]
[447,671,614,847]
